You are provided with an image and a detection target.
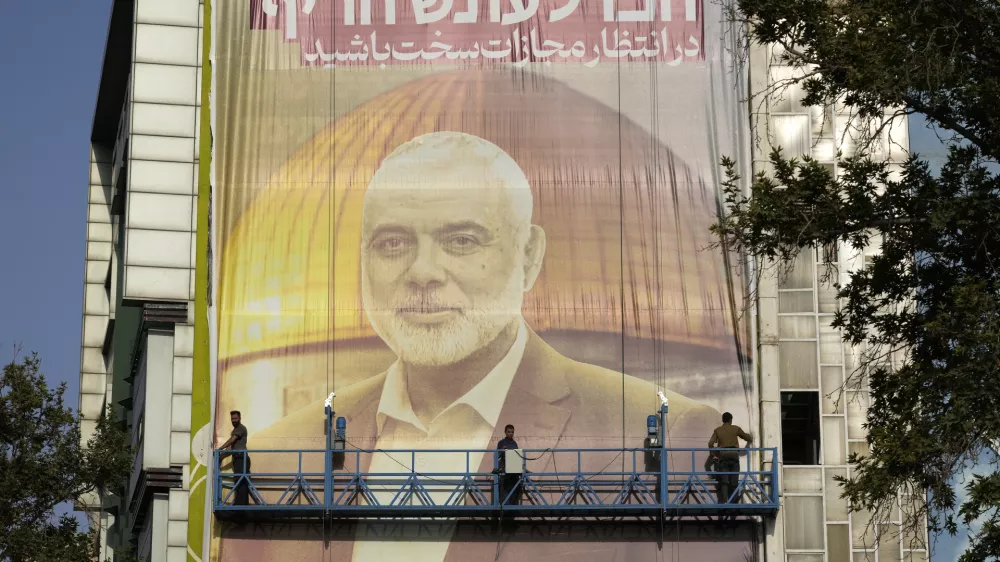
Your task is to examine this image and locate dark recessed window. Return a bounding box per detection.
[781,391,821,465]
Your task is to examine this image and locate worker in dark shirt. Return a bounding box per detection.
[218,410,251,505]
[708,412,753,504]
[496,424,521,506]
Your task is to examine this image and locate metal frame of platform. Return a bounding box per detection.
[213,446,779,520]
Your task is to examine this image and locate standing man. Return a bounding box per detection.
[707,412,753,504]
[496,424,520,505]
[219,410,251,506]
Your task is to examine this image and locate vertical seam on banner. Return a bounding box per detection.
[329,14,336,559]
[649,19,662,427]
[616,9,627,473]
[188,0,213,560]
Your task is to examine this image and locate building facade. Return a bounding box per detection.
[79,1,203,560]
[749,41,922,562]
[78,1,923,562]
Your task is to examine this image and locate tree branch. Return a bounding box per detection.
[902,95,997,160]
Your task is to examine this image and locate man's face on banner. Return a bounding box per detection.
[360,137,543,367]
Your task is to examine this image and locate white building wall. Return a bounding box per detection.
[129,326,189,562]
[150,494,171,562]
[125,2,203,559]
[80,0,204,557]
[749,41,923,562]
[168,323,195,562]
[79,145,114,451]
[144,330,175,468]
[124,0,202,304]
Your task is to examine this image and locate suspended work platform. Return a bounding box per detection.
[213,446,779,521]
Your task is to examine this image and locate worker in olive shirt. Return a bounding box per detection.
[708,412,753,504]
[218,410,251,505]
[496,424,521,506]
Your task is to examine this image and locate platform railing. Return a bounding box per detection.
[213,447,779,519]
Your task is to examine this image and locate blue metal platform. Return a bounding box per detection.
[213,446,779,520]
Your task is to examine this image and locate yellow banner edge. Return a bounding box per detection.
[187,0,213,559]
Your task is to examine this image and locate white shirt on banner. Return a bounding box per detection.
[351,320,528,562]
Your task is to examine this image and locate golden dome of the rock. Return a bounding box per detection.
[217,70,743,363]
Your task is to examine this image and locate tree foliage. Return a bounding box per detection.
[0,352,132,562]
[717,1,1000,560]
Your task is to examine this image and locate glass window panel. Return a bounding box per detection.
[785,496,826,550]
[822,366,845,414]
[844,344,859,373]
[849,441,870,460]
[769,66,808,112]
[780,315,818,339]
[899,493,922,515]
[818,280,839,312]
[904,551,926,562]
[780,290,816,313]
[773,114,812,159]
[820,322,844,365]
[770,42,792,64]
[780,250,816,289]
[754,159,775,178]
[811,104,833,137]
[825,468,849,521]
[823,416,847,465]
[892,348,907,370]
[852,509,876,549]
[879,523,902,562]
[902,508,927,550]
[847,391,870,440]
[887,117,909,160]
[780,341,819,389]
[821,162,838,181]
[783,467,823,493]
[836,114,860,158]
[820,242,839,264]
[854,551,875,562]
[828,524,851,562]
[813,138,836,162]
[788,555,824,562]
[865,119,888,158]
[885,498,902,523]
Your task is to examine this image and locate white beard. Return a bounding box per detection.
[362,270,525,367]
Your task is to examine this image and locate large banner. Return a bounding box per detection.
[210,0,755,559]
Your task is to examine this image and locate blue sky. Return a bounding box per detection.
[0,1,986,559]
[0,1,112,401]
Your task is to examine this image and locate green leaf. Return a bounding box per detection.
[1,352,133,561]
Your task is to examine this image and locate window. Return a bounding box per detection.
[821,242,839,264]
[781,391,821,465]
